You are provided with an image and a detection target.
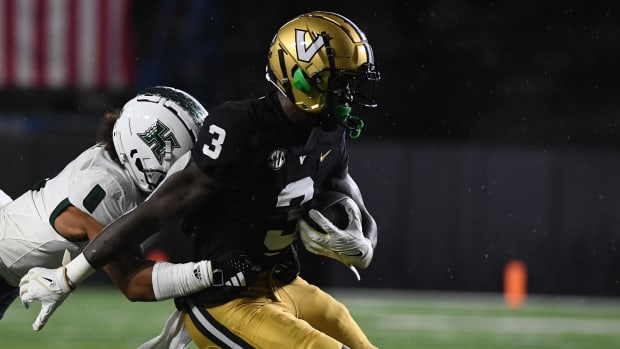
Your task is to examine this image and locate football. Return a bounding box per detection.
[303,191,352,231]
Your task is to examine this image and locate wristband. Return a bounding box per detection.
[152,260,213,300]
[65,253,96,287]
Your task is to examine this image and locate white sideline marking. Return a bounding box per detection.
[375,313,620,335]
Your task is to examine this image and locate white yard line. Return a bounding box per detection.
[374,313,620,335]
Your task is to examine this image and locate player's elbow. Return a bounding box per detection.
[113,273,156,302]
[118,283,156,302]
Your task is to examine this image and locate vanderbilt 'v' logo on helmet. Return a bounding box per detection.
[296,29,325,62]
[266,11,380,117]
[138,120,180,164]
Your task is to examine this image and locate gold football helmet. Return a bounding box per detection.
[266,11,379,137]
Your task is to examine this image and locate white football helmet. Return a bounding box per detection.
[112,86,207,193]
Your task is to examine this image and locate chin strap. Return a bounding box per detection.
[334,105,365,139]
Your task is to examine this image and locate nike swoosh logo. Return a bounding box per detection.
[319,149,332,162]
[42,277,56,287]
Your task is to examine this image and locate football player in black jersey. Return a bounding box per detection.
[19,11,380,349]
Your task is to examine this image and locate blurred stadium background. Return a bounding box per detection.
[2,0,620,347]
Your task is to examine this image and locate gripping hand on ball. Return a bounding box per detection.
[298,197,373,269]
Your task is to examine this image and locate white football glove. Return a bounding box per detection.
[19,251,73,331]
[298,197,374,272]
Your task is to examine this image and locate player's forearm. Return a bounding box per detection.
[67,162,217,287]
[83,205,163,268]
[64,206,169,287]
[104,257,157,301]
[102,257,226,302]
[64,189,184,284]
[84,164,210,268]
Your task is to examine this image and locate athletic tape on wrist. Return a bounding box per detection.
[65,253,96,287]
[152,260,212,300]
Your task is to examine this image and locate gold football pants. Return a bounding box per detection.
[183,275,376,349]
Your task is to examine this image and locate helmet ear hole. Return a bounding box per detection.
[293,68,314,94]
[134,158,144,171]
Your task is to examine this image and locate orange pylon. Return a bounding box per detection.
[504,259,527,309]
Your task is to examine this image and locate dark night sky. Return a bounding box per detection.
[127,0,620,146]
[3,1,618,147]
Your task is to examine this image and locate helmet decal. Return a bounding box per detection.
[140,86,206,130]
[295,29,326,62]
[137,119,180,165]
[266,11,380,120]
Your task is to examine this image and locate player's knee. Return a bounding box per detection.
[304,287,351,322]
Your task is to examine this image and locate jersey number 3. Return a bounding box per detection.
[202,124,226,159]
[263,177,314,252]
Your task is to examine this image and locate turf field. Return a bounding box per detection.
[3,287,620,348]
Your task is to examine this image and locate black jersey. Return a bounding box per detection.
[187,91,348,273]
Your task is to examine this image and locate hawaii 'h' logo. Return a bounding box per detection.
[138,120,180,164]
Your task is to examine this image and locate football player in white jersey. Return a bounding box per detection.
[0,86,258,334]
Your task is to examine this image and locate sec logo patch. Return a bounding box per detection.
[268,149,286,170]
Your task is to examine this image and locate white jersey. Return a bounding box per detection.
[0,144,144,286]
[0,189,11,208]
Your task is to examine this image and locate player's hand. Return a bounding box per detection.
[19,265,74,331]
[272,245,300,284]
[208,252,260,287]
[298,197,374,270]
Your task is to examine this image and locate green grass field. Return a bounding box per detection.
[3,287,620,348]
